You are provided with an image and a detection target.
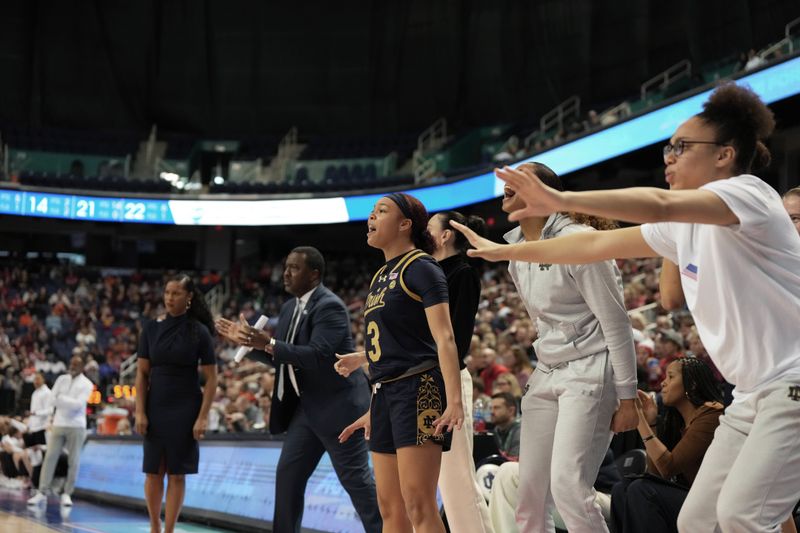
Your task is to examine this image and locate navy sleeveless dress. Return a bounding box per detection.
[137,313,215,474]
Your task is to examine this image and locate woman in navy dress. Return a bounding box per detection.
[135,274,217,533]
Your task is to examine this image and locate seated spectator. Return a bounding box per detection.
[489,448,620,532]
[489,392,520,459]
[492,372,523,406]
[1,418,32,482]
[115,417,132,436]
[493,136,525,163]
[507,345,533,389]
[744,49,766,71]
[610,357,723,532]
[475,347,509,394]
[651,329,685,390]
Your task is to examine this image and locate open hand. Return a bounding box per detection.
[216,314,271,350]
[495,165,565,222]
[433,402,464,436]
[449,221,510,262]
[636,389,658,426]
[334,352,367,378]
[339,411,370,443]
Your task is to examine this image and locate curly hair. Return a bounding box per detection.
[518,162,618,231]
[697,82,775,174]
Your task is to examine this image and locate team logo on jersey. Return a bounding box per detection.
[681,263,698,281]
[789,385,800,402]
[538,263,552,271]
[416,374,444,444]
[364,286,388,316]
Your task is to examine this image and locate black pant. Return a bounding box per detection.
[273,406,382,533]
[611,476,688,533]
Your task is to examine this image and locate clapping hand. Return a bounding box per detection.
[636,389,658,426]
[215,313,271,350]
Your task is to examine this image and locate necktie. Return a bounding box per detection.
[277,299,303,400]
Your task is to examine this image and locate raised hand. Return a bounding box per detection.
[215,314,270,349]
[449,221,510,262]
[495,165,565,222]
[334,352,367,377]
[636,389,658,426]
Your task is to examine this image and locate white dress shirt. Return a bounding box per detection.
[28,384,54,432]
[277,286,317,400]
[50,373,94,428]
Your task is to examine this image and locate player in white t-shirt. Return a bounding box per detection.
[451,82,800,532]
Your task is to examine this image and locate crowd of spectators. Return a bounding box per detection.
[0,255,731,501]
[0,253,720,437]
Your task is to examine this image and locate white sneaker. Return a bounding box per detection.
[60,493,73,506]
[27,491,47,505]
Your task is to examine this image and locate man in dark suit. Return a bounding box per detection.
[216,246,381,533]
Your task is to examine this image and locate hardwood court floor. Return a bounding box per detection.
[0,488,235,533]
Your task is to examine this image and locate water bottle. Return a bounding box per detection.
[473,397,487,433]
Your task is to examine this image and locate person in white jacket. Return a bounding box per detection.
[27,356,93,507]
[24,373,52,447]
[486,161,638,533]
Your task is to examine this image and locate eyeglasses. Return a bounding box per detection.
[663,139,728,159]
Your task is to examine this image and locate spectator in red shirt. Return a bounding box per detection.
[474,347,509,394]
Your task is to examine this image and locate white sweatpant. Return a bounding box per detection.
[678,378,800,532]
[439,368,495,533]
[516,352,618,533]
[489,461,610,532]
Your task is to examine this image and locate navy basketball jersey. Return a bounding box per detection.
[363,249,449,383]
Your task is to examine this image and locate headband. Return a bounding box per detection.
[385,193,413,219]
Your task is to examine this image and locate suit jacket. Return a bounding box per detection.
[249,284,370,435]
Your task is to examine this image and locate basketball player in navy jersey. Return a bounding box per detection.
[339,192,463,533]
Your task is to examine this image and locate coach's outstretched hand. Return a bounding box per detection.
[495,165,565,222]
[449,221,509,262]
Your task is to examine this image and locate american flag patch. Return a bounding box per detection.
[389,272,399,280]
[681,263,698,280]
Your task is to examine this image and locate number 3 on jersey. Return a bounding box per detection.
[366,321,382,362]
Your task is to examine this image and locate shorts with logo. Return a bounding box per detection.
[369,368,452,454]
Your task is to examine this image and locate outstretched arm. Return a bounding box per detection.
[451,223,658,264]
[496,166,739,226]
